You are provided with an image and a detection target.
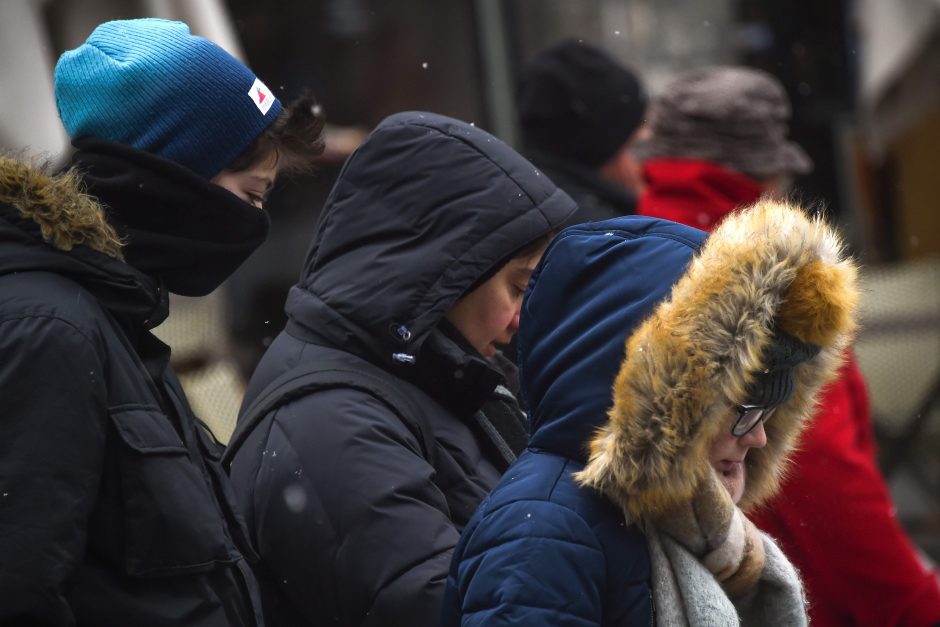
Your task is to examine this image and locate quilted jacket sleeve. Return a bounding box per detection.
[236,388,460,627]
[445,499,609,627]
[0,314,108,626]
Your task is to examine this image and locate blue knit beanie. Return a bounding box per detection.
[54,18,282,179]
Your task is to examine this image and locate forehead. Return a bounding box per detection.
[491,259,537,285]
[233,162,277,187]
[506,249,544,272]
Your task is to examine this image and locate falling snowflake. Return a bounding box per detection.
[284,484,308,513]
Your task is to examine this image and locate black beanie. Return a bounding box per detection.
[517,39,647,168]
[746,328,821,407]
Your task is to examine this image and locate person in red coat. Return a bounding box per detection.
[634,65,940,626]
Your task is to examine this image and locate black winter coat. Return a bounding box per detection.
[526,148,636,225]
[227,112,576,626]
[0,143,268,626]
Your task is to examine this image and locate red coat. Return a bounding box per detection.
[639,158,940,626]
[637,158,765,230]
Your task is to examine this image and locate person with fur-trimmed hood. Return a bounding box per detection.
[0,18,323,625]
[636,66,940,626]
[442,199,859,626]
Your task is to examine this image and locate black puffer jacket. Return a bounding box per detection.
[227,112,576,626]
[0,143,268,626]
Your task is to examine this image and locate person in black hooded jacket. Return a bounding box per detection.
[225,111,577,626]
[0,18,323,626]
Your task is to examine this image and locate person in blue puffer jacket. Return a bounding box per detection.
[443,199,861,626]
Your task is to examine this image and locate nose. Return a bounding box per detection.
[508,310,521,334]
[740,421,768,449]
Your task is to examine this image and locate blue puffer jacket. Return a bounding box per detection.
[442,217,706,626]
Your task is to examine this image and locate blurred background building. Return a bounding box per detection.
[1,0,938,558]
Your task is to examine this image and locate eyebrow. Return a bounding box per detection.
[510,265,536,281]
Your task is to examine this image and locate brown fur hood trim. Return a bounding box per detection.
[0,155,123,260]
[576,199,859,519]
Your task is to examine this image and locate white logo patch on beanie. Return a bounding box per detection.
[248,78,275,115]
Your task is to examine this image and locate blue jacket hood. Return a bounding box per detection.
[518,216,706,461]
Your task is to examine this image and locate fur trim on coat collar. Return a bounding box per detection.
[0,156,124,260]
[576,199,859,518]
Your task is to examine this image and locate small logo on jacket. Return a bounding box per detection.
[249,78,275,115]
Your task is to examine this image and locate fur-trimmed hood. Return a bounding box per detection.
[0,155,123,259]
[0,155,165,326]
[578,200,858,517]
[3,138,272,302]
[519,200,858,521]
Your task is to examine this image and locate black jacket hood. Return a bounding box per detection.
[286,111,577,372]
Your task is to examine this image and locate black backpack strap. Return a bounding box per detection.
[222,357,435,471]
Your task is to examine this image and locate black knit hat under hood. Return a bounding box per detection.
[746,328,822,407]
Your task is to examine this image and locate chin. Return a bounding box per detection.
[718,473,745,505]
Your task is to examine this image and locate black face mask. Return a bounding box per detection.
[70,138,270,296]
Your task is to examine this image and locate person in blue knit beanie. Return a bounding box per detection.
[0,17,324,626]
[54,18,326,215]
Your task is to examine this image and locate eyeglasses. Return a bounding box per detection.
[731,405,778,437]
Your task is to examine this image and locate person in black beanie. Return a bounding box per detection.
[517,38,649,225]
[0,17,324,626]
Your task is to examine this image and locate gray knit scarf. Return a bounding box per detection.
[639,472,808,626]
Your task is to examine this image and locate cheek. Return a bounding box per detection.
[708,434,735,464]
[474,307,509,339]
[491,294,522,328]
[500,300,519,323]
